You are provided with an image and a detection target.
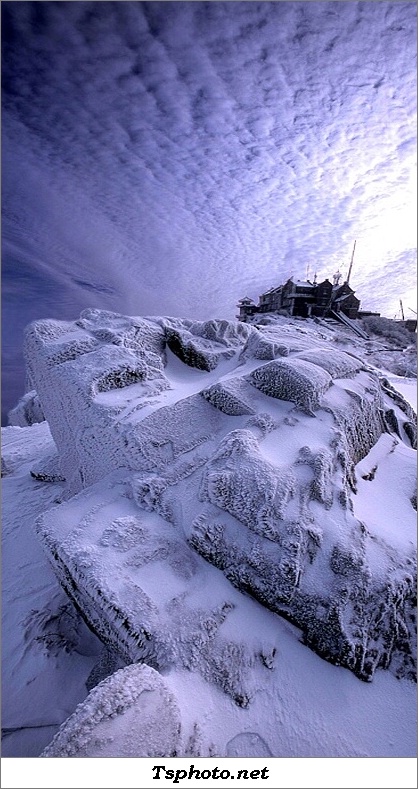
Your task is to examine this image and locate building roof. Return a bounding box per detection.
[293,280,315,288]
[266,286,282,293]
[334,292,359,304]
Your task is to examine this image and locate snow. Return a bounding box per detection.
[353,434,416,553]
[385,375,417,410]
[1,310,416,781]
[1,422,103,757]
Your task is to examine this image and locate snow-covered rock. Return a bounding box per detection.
[24,312,171,495]
[8,390,45,427]
[163,320,240,371]
[294,347,364,379]
[36,471,278,707]
[248,358,332,413]
[30,449,65,483]
[240,326,290,360]
[41,663,181,757]
[21,309,416,704]
[189,429,416,682]
[200,378,256,415]
[379,376,417,449]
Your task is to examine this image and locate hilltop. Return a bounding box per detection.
[2,309,416,758]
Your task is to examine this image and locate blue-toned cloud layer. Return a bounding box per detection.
[2,1,416,421]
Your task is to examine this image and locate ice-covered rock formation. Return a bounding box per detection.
[248,358,333,413]
[23,309,416,703]
[36,470,278,707]
[23,310,172,495]
[187,415,415,681]
[160,317,251,372]
[8,390,45,427]
[41,663,181,757]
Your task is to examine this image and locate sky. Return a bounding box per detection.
[1,0,417,423]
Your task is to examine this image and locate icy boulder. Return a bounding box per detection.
[23,311,170,495]
[164,326,235,371]
[187,318,252,347]
[41,663,181,758]
[30,449,65,483]
[199,430,299,541]
[122,394,223,473]
[301,538,417,682]
[248,359,332,413]
[76,308,166,358]
[239,327,290,360]
[156,317,250,372]
[240,322,335,360]
[8,390,45,427]
[200,379,256,416]
[22,311,254,497]
[324,371,386,465]
[36,472,279,707]
[25,309,416,692]
[379,377,417,449]
[190,435,416,682]
[294,348,364,379]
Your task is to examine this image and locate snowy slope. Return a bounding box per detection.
[1,311,416,759]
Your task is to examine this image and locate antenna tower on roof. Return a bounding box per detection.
[346,240,356,284]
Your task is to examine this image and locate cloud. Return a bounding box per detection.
[1,1,416,418]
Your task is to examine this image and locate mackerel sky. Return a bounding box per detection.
[1,1,416,420]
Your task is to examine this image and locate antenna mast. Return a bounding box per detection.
[399,299,405,320]
[346,240,356,284]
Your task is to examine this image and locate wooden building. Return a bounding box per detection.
[237,276,361,322]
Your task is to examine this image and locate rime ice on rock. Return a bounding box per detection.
[200,379,256,415]
[157,317,249,372]
[123,394,223,474]
[26,309,416,694]
[248,358,332,413]
[36,473,277,707]
[294,348,364,379]
[187,318,252,347]
[24,312,170,495]
[379,376,417,449]
[239,327,290,360]
[199,429,298,540]
[41,663,181,758]
[324,371,386,465]
[8,390,45,427]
